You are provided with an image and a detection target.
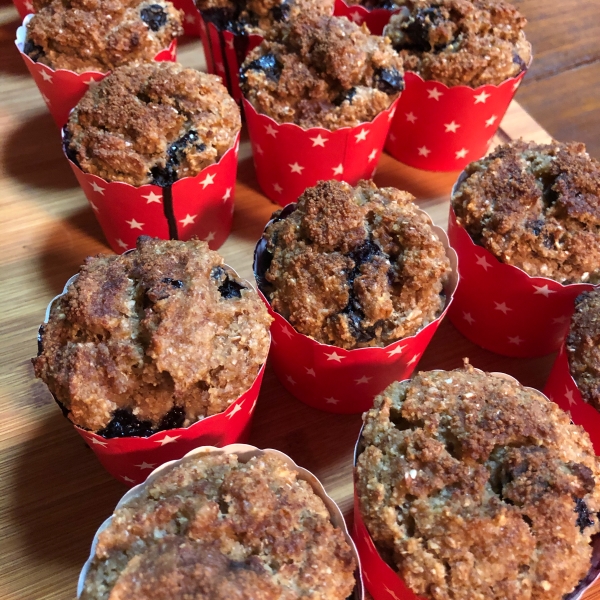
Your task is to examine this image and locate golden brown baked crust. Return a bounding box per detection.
[24,0,183,73]
[241,14,404,129]
[33,237,271,435]
[65,62,241,186]
[452,140,600,284]
[356,365,600,600]
[384,0,531,87]
[567,290,600,411]
[260,180,450,349]
[80,452,357,600]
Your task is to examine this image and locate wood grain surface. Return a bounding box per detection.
[1,3,599,599]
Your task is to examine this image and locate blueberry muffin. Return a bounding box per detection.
[240,14,404,129]
[80,451,357,599]
[384,0,531,87]
[195,0,334,35]
[567,289,600,411]
[64,61,241,186]
[356,364,600,600]
[452,140,600,284]
[24,0,183,73]
[257,180,451,349]
[33,237,272,438]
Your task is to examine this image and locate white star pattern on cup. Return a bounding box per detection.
[126,218,144,230]
[286,375,296,385]
[475,255,492,271]
[89,201,98,211]
[255,144,264,155]
[41,93,51,105]
[289,162,305,174]
[565,388,576,406]
[512,80,521,92]
[204,231,216,243]
[332,164,344,176]
[368,149,378,162]
[305,367,316,377]
[418,146,431,157]
[533,284,556,297]
[281,325,294,339]
[474,91,491,104]
[406,112,417,123]
[389,133,397,142]
[227,403,243,419]
[215,62,225,73]
[407,354,420,366]
[463,312,475,325]
[200,173,215,189]
[350,12,363,23]
[427,88,443,101]
[122,476,135,484]
[40,69,53,83]
[89,436,107,447]
[143,191,161,204]
[387,344,406,357]
[455,148,469,160]
[222,188,232,202]
[494,302,511,315]
[226,38,235,50]
[355,129,368,142]
[444,121,460,133]
[355,376,371,385]
[273,183,283,194]
[90,181,105,194]
[136,462,155,470]
[325,397,340,404]
[485,115,498,127]
[116,239,128,250]
[25,0,33,9]
[508,335,523,345]
[384,586,401,600]
[185,14,196,24]
[388,109,396,121]
[265,124,278,137]
[326,351,344,362]
[155,434,180,445]
[310,134,328,147]
[552,315,569,325]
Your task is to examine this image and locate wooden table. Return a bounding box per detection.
[1,3,599,599]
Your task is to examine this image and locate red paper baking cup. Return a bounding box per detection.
[13,0,34,20]
[63,131,240,253]
[385,69,527,171]
[40,272,267,487]
[244,97,399,207]
[333,0,399,34]
[253,204,458,414]
[15,15,177,128]
[171,0,202,36]
[544,342,600,455]
[353,372,600,600]
[447,203,595,358]
[77,444,364,598]
[199,19,262,102]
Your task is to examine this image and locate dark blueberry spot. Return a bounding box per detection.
[374,68,405,95]
[334,87,357,106]
[37,324,45,356]
[574,497,595,533]
[150,130,202,187]
[55,398,71,419]
[141,4,168,31]
[361,0,397,8]
[98,409,155,438]
[542,234,555,249]
[398,7,445,53]
[23,39,45,61]
[162,278,184,288]
[218,277,246,299]
[211,266,226,280]
[271,1,290,22]
[349,240,382,269]
[512,52,527,72]
[542,182,559,206]
[240,53,282,88]
[158,405,186,430]
[527,219,544,237]
[62,127,80,167]
[130,33,140,47]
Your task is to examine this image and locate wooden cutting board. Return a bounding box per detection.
[2,33,597,600]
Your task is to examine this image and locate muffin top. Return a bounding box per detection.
[567,289,600,411]
[33,237,272,436]
[80,451,357,600]
[356,365,600,600]
[258,180,451,349]
[240,14,404,129]
[195,0,334,35]
[384,0,530,86]
[64,62,241,186]
[24,0,183,73]
[452,140,600,284]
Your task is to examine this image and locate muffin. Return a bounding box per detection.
[259,179,451,349]
[240,13,404,129]
[23,0,183,73]
[33,237,272,437]
[356,364,600,600]
[452,140,600,284]
[80,450,357,600]
[567,289,600,411]
[384,0,531,87]
[195,0,334,35]
[64,61,241,186]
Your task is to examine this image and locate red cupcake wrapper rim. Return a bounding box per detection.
[333,0,400,34]
[253,202,459,413]
[62,129,240,253]
[353,369,600,600]
[386,67,528,171]
[40,267,269,486]
[170,0,202,36]
[243,96,399,207]
[12,0,33,19]
[15,15,177,127]
[77,444,364,599]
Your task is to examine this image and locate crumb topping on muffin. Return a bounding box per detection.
[258,180,450,349]
[356,364,600,600]
[452,140,600,284]
[33,237,271,436]
[64,62,241,186]
[240,14,404,129]
[567,289,600,411]
[80,451,357,600]
[384,0,530,86]
[24,0,183,73]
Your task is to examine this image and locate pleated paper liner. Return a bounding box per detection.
[39,271,267,487]
[386,69,527,171]
[15,15,178,128]
[253,203,459,414]
[244,97,399,207]
[333,0,399,34]
[447,203,595,358]
[353,371,600,600]
[77,444,364,599]
[63,131,240,253]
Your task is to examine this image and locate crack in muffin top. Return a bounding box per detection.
[383,0,530,86]
[240,14,405,129]
[24,0,183,73]
[33,237,272,435]
[356,364,600,600]
[64,62,241,186]
[452,140,600,284]
[259,179,451,349]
